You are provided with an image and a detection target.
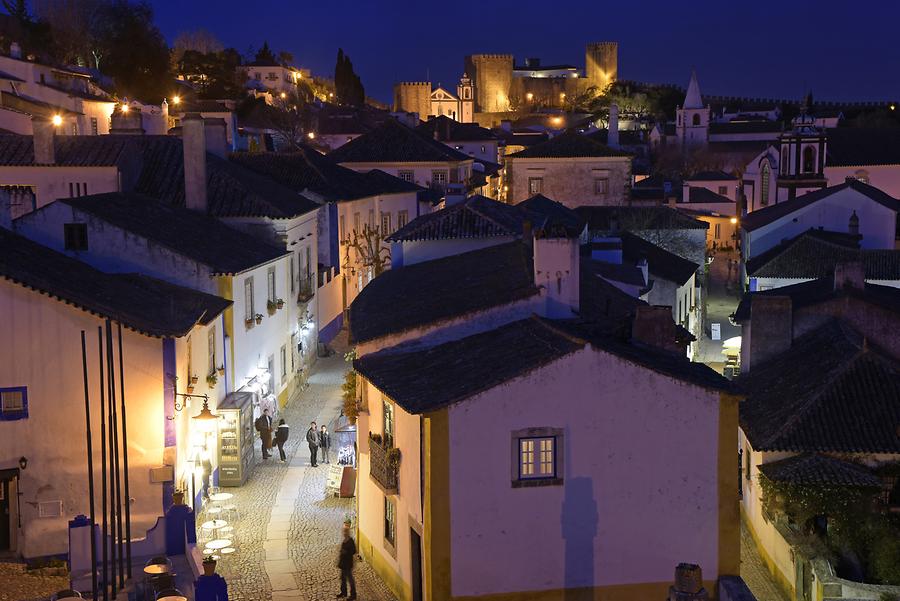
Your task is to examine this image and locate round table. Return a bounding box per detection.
[209,492,233,502]
[220,547,236,555]
[143,563,169,575]
[205,539,231,550]
[156,595,187,601]
[200,519,227,530]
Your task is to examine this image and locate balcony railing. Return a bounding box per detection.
[297,275,315,304]
[369,435,399,494]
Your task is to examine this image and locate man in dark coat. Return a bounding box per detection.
[336,526,357,599]
[319,424,332,464]
[306,421,319,467]
[255,409,273,459]
[274,419,290,463]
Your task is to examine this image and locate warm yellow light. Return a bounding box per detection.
[526,92,533,101]
[892,104,897,111]
[552,117,563,126]
[328,92,334,98]
[307,131,315,140]
[51,114,62,126]
[172,95,181,105]
[280,92,287,99]
[120,104,129,113]
[560,92,566,100]
[730,217,738,224]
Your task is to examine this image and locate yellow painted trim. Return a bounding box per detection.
[424,409,451,601]
[359,529,412,601]
[449,580,715,601]
[718,392,741,576]
[216,276,235,388]
[277,386,288,408]
[741,505,796,601]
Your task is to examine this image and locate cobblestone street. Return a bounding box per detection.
[741,521,790,601]
[207,332,395,601]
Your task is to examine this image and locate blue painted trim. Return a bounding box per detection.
[212,467,219,487]
[0,386,28,420]
[221,312,229,395]
[319,313,343,344]
[329,203,340,273]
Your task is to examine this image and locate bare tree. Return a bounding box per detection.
[172,29,223,62]
[343,223,390,279]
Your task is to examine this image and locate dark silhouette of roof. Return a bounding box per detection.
[739,321,900,453]
[709,121,783,135]
[387,195,523,242]
[686,170,737,181]
[758,453,882,488]
[328,118,471,163]
[576,205,708,231]
[516,194,585,238]
[826,127,900,167]
[62,192,288,275]
[0,228,230,337]
[416,116,498,142]
[741,179,899,232]
[620,232,699,285]
[349,242,538,343]
[506,129,631,159]
[0,133,134,166]
[684,187,734,204]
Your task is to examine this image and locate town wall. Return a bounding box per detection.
[393,82,432,121]
[465,54,514,114]
[586,42,618,90]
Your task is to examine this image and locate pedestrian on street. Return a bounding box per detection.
[306,421,319,467]
[319,424,331,464]
[274,419,290,463]
[255,409,274,460]
[336,525,357,600]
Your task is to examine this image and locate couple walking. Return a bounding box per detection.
[306,421,331,467]
[255,409,291,462]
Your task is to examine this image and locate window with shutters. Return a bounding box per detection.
[511,427,563,487]
[64,223,88,251]
[0,387,27,420]
[244,277,254,321]
[267,267,276,303]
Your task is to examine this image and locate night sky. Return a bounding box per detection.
[150,0,900,104]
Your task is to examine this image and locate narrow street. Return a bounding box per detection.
[741,521,790,601]
[697,249,743,370]
[210,332,395,601]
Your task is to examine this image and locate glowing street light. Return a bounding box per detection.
[172,95,181,105]
[307,131,315,140]
[730,217,738,224]
[280,92,287,99]
[526,92,534,101]
[120,104,129,113]
[51,114,62,126]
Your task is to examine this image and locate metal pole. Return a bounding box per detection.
[107,320,124,589]
[117,323,133,579]
[106,322,118,597]
[97,327,108,601]
[80,331,98,599]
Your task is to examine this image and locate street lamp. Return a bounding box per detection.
[171,95,181,106]
[51,114,62,126]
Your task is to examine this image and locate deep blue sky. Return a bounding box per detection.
[150,0,900,104]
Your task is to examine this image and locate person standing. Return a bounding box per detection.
[255,408,274,460]
[319,424,331,464]
[306,421,319,467]
[336,526,357,600]
[274,419,290,463]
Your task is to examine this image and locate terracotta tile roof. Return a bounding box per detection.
[416,115,498,142]
[620,232,699,285]
[738,321,900,453]
[0,228,230,337]
[354,317,585,414]
[387,195,523,242]
[506,129,631,159]
[62,192,289,275]
[741,179,899,232]
[328,118,471,163]
[758,453,882,488]
[732,275,900,322]
[0,134,134,166]
[747,229,900,280]
[576,205,709,231]
[348,242,539,343]
[516,194,585,238]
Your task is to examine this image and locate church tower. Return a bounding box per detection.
[776,93,827,201]
[675,70,710,147]
[457,73,474,123]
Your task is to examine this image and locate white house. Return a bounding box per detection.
[238,62,309,95]
[0,226,231,558]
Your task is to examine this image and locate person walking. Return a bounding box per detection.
[255,408,274,460]
[306,421,319,467]
[274,419,290,463]
[336,526,357,600]
[319,424,331,464]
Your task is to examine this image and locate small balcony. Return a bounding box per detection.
[369,434,399,494]
[297,275,315,304]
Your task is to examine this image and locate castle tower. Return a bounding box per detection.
[457,73,475,123]
[675,69,710,147]
[585,42,618,90]
[393,82,432,121]
[464,54,513,114]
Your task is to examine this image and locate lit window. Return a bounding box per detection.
[0,387,27,421]
[384,496,396,546]
[512,428,562,486]
[382,399,394,448]
[63,223,88,251]
[90,117,98,135]
[528,177,543,195]
[594,178,609,195]
[398,170,414,183]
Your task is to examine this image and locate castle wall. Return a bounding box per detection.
[465,54,514,113]
[585,42,618,91]
[393,82,432,120]
[510,77,591,109]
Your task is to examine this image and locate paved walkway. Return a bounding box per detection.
[741,521,790,601]
[210,332,394,601]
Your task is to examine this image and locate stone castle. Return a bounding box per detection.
[393,42,618,124]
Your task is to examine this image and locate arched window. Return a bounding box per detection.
[761,162,770,207]
[803,146,816,173]
[692,113,701,126]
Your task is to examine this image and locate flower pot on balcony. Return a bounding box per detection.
[276,298,285,310]
[190,375,199,385]
[206,373,218,387]
[186,385,194,394]
[216,366,225,376]
[266,300,277,315]
[202,557,217,576]
[255,313,264,325]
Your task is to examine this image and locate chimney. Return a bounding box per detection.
[608,103,619,149]
[32,116,55,164]
[834,260,865,291]
[110,105,144,135]
[533,229,580,318]
[631,306,682,354]
[9,42,21,59]
[203,118,228,158]
[747,295,792,370]
[848,210,859,237]
[182,113,208,213]
[668,563,709,601]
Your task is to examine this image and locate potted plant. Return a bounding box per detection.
[369,432,382,446]
[266,300,277,315]
[172,490,185,506]
[255,313,264,325]
[190,375,199,385]
[343,514,353,528]
[202,555,217,576]
[216,366,225,376]
[276,298,285,309]
[186,384,195,394]
[387,447,402,469]
[245,316,254,328]
[206,373,218,387]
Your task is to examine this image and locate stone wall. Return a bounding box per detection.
[393,82,432,120]
[465,54,513,113]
